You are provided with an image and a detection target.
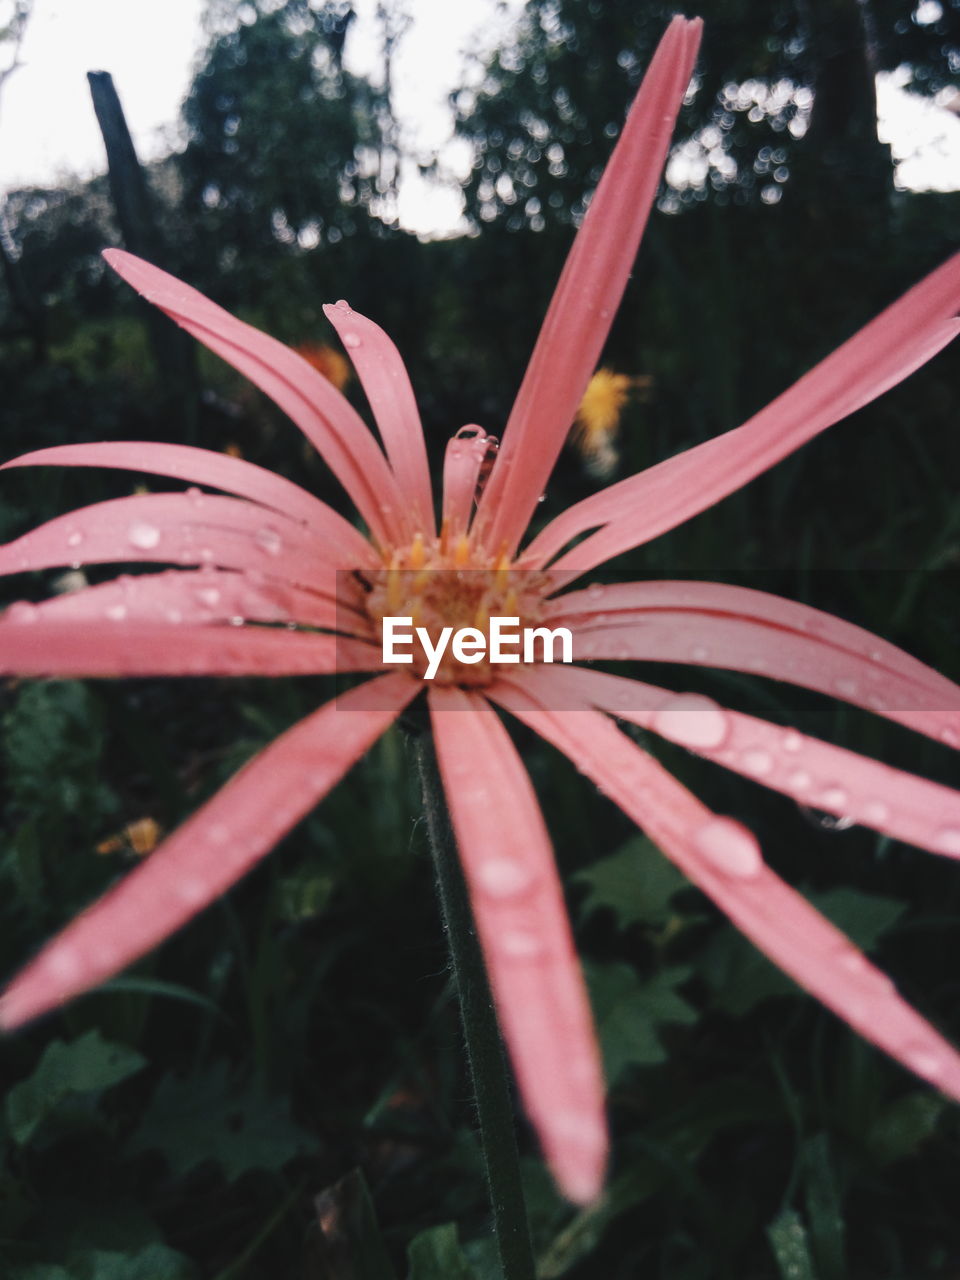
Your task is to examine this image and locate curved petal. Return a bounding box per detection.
[428,685,606,1204]
[323,301,434,534]
[0,492,353,589]
[441,428,491,540]
[546,580,960,748]
[103,250,408,546]
[537,664,960,860]
[490,674,960,1105]
[2,568,374,638]
[1,442,378,566]
[0,673,417,1029]
[525,253,960,573]
[473,16,702,556]
[0,614,382,677]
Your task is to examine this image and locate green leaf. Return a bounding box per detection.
[585,963,697,1083]
[6,1030,146,1146]
[703,888,907,1016]
[573,837,688,930]
[125,1060,316,1182]
[10,1246,194,1280]
[407,1225,478,1280]
[766,1209,820,1280]
[866,1090,945,1165]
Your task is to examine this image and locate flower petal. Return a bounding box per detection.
[0,615,381,677]
[536,664,960,861]
[428,685,607,1204]
[441,427,492,540]
[0,492,352,588]
[490,674,960,1104]
[1,441,377,566]
[0,673,417,1030]
[3,568,374,637]
[525,255,960,573]
[546,580,960,748]
[323,301,434,534]
[103,250,408,546]
[473,16,702,555]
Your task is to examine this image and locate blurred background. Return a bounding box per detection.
[1,1,959,1276]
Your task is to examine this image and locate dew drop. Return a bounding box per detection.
[819,786,849,811]
[862,800,889,825]
[474,857,536,898]
[342,332,361,350]
[587,583,605,600]
[786,769,812,792]
[166,608,183,623]
[196,587,221,608]
[499,929,545,959]
[128,521,161,550]
[105,603,127,621]
[67,530,84,548]
[782,730,803,752]
[933,826,960,855]
[653,693,729,750]
[940,726,960,748]
[255,526,283,556]
[6,601,38,623]
[208,823,230,845]
[691,645,710,662]
[834,677,858,697]
[178,877,208,905]
[693,818,763,878]
[333,298,352,313]
[46,947,81,982]
[537,492,547,503]
[902,1042,945,1080]
[741,748,773,776]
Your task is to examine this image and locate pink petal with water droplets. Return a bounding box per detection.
[0,674,416,1030]
[540,664,960,861]
[474,17,702,555]
[0,615,381,677]
[442,427,491,539]
[428,685,607,1205]
[322,301,434,534]
[103,250,407,546]
[525,253,960,572]
[0,492,351,589]
[490,674,960,1106]
[546,580,960,748]
[0,442,377,566]
[5,568,374,637]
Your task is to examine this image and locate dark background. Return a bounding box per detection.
[0,1,959,1275]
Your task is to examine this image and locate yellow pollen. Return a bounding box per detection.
[364,534,552,687]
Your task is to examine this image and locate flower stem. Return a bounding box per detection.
[415,734,537,1280]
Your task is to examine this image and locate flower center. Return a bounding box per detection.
[362,533,550,685]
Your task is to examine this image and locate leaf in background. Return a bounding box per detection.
[865,1090,945,1165]
[766,1209,820,1280]
[585,962,697,1083]
[10,1245,194,1280]
[802,1133,846,1280]
[125,1059,316,1182]
[573,836,689,930]
[702,888,907,1016]
[407,1224,478,1280]
[311,1168,397,1280]
[6,1030,146,1146]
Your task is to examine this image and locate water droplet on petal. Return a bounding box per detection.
[105,603,127,621]
[862,800,889,825]
[196,587,221,608]
[819,786,849,811]
[255,526,283,556]
[693,818,763,878]
[835,677,858,697]
[499,929,545,958]
[67,530,83,548]
[933,826,960,855]
[587,583,605,600]
[536,492,547,504]
[474,857,536,898]
[333,298,351,313]
[786,769,813,792]
[178,877,208,905]
[128,521,161,550]
[166,608,183,623]
[902,1042,945,1080]
[782,730,803,752]
[940,726,960,748]
[741,748,773,776]
[46,946,81,982]
[6,601,38,623]
[342,331,361,350]
[691,645,709,661]
[653,693,729,750]
[208,823,230,845]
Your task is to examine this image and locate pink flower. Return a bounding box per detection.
[2,15,960,1205]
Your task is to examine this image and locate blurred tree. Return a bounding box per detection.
[175,0,396,304]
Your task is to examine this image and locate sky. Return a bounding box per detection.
[0,0,958,237]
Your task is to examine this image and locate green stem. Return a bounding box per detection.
[415,734,536,1280]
